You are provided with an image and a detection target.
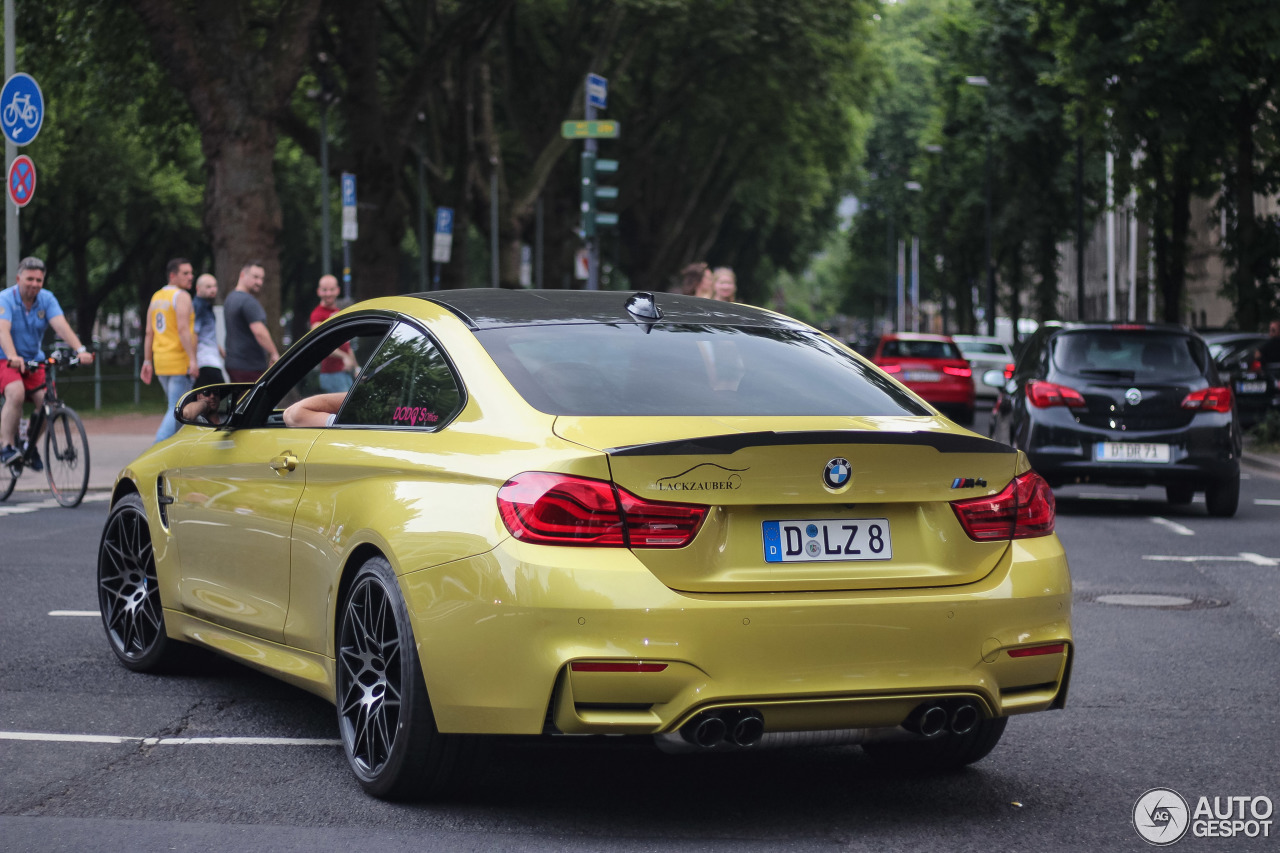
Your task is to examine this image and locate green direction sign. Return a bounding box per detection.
[561,120,620,139]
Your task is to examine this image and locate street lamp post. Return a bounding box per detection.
[965,76,995,337]
[905,181,923,331]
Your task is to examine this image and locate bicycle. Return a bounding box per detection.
[2,91,38,129]
[1,349,91,507]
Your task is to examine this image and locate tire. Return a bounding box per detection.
[98,493,182,671]
[336,556,471,800]
[861,716,1008,771]
[45,408,90,507]
[0,463,15,501]
[1205,470,1240,518]
[1166,483,1194,505]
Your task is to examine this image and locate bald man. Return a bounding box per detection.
[310,274,355,392]
[192,273,228,387]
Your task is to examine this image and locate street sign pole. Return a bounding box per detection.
[5,0,16,287]
[340,173,357,302]
[585,99,599,291]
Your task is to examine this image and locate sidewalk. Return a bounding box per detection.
[14,412,160,493]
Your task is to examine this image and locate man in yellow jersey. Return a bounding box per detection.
[140,258,198,443]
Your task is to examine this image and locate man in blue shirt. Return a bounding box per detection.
[0,257,95,468]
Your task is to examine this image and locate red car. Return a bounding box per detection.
[872,333,976,425]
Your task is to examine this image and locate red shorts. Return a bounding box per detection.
[0,362,45,397]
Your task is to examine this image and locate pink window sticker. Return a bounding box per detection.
[392,405,440,426]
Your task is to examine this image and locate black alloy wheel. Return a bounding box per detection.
[336,556,470,799]
[98,493,179,670]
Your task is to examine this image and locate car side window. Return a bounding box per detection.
[254,319,392,427]
[336,322,463,430]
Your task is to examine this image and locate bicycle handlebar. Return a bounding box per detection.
[19,349,90,371]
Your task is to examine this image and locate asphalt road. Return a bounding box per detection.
[2,424,1279,852]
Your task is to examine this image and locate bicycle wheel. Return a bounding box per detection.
[0,463,15,501]
[44,407,90,507]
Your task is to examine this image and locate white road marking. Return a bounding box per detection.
[0,492,110,516]
[1151,517,1196,536]
[1143,552,1280,567]
[48,611,98,617]
[1256,499,1280,506]
[0,731,339,747]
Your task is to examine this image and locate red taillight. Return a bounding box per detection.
[1181,386,1232,413]
[1003,363,1015,380]
[1026,379,1087,409]
[942,365,973,377]
[570,662,668,673]
[1112,324,1147,331]
[1250,359,1262,371]
[951,471,1056,541]
[497,472,707,548]
[1008,643,1066,658]
[881,363,902,373]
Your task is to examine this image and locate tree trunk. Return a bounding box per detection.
[1231,95,1261,332]
[128,0,322,343]
[1165,150,1193,325]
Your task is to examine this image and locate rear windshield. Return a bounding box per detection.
[957,341,1007,356]
[881,339,962,360]
[1051,331,1209,380]
[476,323,932,417]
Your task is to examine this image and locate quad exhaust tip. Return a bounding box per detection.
[680,709,765,748]
[905,700,983,737]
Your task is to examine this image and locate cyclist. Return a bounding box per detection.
[0,257,95,468]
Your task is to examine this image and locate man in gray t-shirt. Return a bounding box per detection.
[223,262,279,383]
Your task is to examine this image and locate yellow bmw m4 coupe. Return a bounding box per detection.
[97,289,1072,799]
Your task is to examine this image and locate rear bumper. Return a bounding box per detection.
[402,535,1072,736]
[1025,413,1240,486]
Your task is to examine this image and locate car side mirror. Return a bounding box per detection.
[981,369,1006,390]
[175,382,251,428]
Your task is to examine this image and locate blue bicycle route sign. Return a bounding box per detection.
[1,73,44,146]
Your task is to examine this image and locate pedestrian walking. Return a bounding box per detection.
[677,262,715,298]
[223,261,279,383]
[309,273,356,392]
[1255,318,1280,365]
[712,266,737,302]
[141,258,198,443]
[0,257,94,467]
[192,273,227,388]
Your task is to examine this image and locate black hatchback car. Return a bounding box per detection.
[987,323,1241,516]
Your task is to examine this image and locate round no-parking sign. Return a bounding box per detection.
[8,154,35,207]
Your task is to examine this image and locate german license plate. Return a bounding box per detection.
[904,370,941,382]
[1238,380,1267,394]
[1094,442,1170,463]
[763,518,893,563]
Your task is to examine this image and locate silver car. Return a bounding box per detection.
[952,335,1014,400]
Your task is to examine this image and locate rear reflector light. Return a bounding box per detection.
[1008,643,1066,658]
[497,472,707,548]
[571,662,668,673]
[1003,363,1015,380]
[1026,379,1087,409]
[881,363,902,373]
[1250,359,1262,371]
[942,365,973,377]
[951,470,1056,541]
[1181,386,1233,413]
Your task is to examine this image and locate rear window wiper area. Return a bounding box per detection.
[1074,368,1137,379]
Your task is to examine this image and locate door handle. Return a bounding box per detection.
[270,454,298,472]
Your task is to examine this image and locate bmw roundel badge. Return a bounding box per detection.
[823,457,851,490]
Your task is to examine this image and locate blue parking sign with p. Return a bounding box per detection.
[1,72,45,146]
[435,207,453,235]
[341,173,356,207]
